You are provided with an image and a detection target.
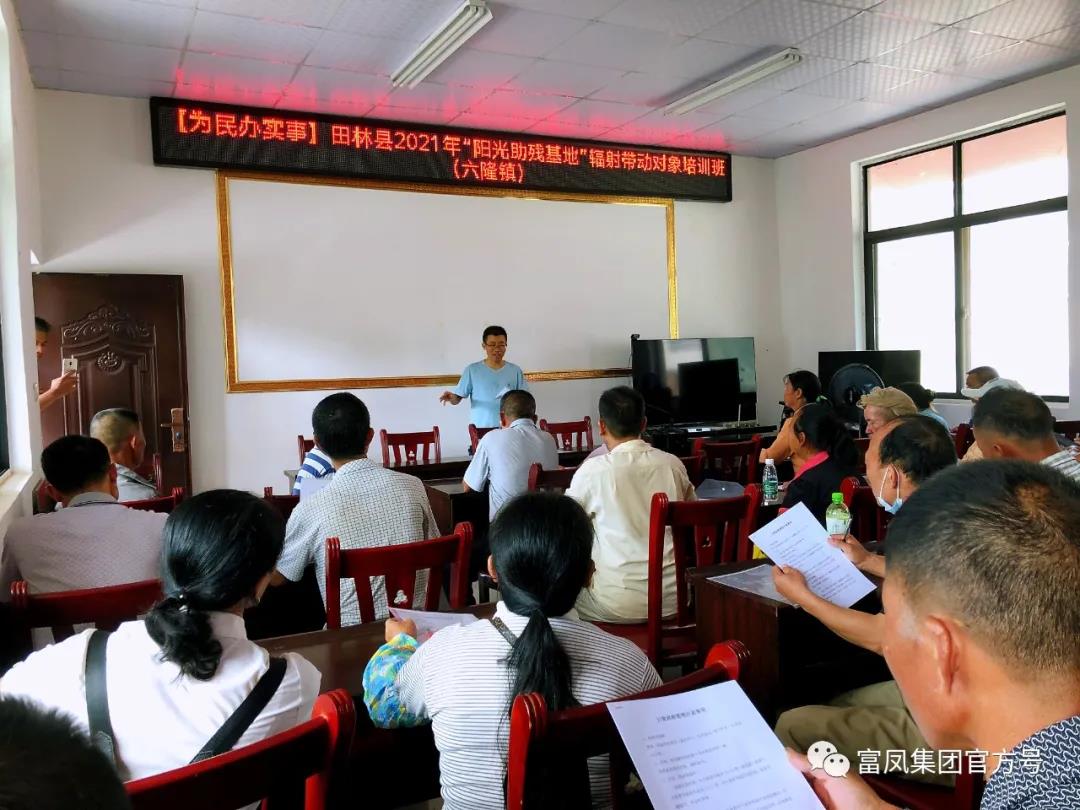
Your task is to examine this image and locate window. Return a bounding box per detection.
[864,113,1068,398]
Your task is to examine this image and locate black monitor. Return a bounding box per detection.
[631,337,756,424]
[818,350,922,392]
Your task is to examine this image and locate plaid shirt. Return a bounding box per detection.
[982,714,1080,809]
[277,458,439,627]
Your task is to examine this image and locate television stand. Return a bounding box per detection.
[644,421,776,455]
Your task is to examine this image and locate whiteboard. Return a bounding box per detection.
[225,177,672,384]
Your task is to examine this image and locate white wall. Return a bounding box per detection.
[776,63,1080,425]
[0,0,43,532]
[35,90,783,492]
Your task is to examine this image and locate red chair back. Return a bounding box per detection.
[11,579,163,641]
[124,487,185,513]
[126,689,355,810]
[380,427,441,466]
[469,424,497,453]
[646,489,758,666]
[539,417,594,451]
[151,452,165,494]
[953,423,974,458]
[691,435,763,485]
[526,463,576,493]
[263,487,300,522]
[840,476,890,543]
[324,522,472,628]
[297,435,315,466]
[505,641,749,810]
[679,454,705,487]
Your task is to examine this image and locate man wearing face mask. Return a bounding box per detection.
[771,415,956,784]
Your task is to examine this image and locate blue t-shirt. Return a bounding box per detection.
[453,361,528,428]
[919,408,950,432]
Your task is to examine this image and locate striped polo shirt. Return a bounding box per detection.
[1042,448,1080,482]
[395,601,662,810]
[291,446,334,496]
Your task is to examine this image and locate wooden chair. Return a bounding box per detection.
[263,486,300,522]
[691,435,763,485]
[380,427,441,466]
[505,641,749,810]
[865,761,983,810]
[324,522,472,628]
[469,424,497,453]
[125,486,185,513]
[126,688,356,810]
[297,434,315,466]
[840,476,890,543]
[539,417,595,452]
[952,423,974,458]
[643,488,759,666]
[11,579,163,642]
[853,437,870,476]
[151,452,165,494]
[526,463,576,493]
[680,454,705,487]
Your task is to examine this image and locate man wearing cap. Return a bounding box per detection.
[858,387,917,436]
[959,368,1024,462]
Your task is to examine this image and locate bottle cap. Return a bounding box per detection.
[831,492,844,504]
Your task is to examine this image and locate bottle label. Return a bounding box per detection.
[826,516,851,535]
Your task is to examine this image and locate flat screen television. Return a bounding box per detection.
[631,337,757,424]
[818,350,922,392]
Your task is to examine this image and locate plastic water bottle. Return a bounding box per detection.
[762,459,779,504]
[826,492,851,536]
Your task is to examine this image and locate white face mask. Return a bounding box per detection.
[876,466,904,515]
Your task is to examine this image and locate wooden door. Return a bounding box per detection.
[32,273,192,494]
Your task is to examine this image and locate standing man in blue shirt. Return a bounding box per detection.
[439,326,527,429]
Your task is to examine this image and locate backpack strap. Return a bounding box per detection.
[84,629,118,766]
[189,657,288,764]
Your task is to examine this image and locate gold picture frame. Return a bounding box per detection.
[217,170,679,393]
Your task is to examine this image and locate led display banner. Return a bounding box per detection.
[150,97,732,202]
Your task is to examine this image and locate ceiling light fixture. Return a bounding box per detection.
[391,0,493,89]
[661,47,803,116]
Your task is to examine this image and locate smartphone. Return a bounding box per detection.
[61,358,78,374]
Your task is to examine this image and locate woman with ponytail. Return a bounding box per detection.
[782,403,860,525]
[761,370,826,474]
[363,491,660,809]
[1,490,321,781]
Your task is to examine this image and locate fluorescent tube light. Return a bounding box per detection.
[661,48,803,116]
[391,0,493,89]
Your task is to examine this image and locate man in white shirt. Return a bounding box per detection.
[973,387,1080,480]
[275,393,439,626]
[89,407,160,502]
[0,436,166,600]
[567,386,695,623]
[463,390,559,520]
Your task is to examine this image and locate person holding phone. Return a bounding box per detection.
[35,317,78,412]
[439,326,527,429]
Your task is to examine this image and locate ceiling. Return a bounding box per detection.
[15,0,1080,157]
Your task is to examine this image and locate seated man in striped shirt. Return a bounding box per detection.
[973,388,1080,480]
[291,441,334,497]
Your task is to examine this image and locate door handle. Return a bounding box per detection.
[160,407,186,453]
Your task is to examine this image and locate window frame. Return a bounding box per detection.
[862,111,1068,401]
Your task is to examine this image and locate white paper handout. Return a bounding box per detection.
[748,502,876,608]
[710,563,795,606]
[388,607,479,643]
[609,680,824,810]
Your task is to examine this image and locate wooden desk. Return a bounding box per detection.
[424,478,490,537]
[690,560,890,723]
[262,604,496,808]
[390,449,589,481]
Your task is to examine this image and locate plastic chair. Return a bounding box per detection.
[126,689,356,810]
[380,427,441,466]
[505,641,750,810]
[297,435,315,466]
[526,463,576,493]
[124,486,185,513]
[10,578,163,642]
[691,435,763,485]
[840,476,890,543]
[539,417,595,452]
[469,424,497,453]
[644,488,759,666]
[324,522,472,628]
